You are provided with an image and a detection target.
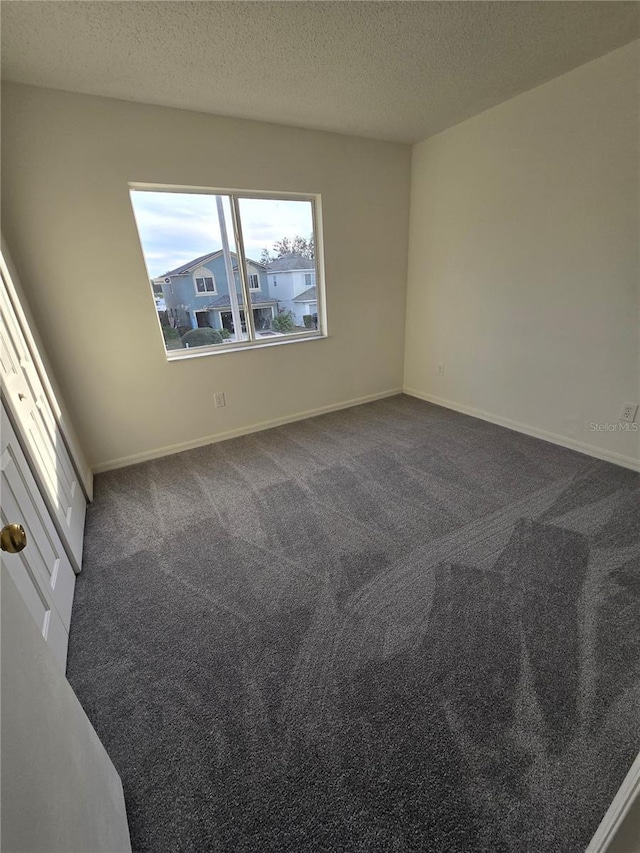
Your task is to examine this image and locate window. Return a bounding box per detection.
[194,274,216,294]
[305,273,312,287]
[130,188,324,356]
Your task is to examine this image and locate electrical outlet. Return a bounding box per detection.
[214,392,226,409]
[619,402,638,423]
[437,363,445,376]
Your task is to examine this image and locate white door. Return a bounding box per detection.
[1,404,76,669]
[0,268,86,570]
[2,567,132,853]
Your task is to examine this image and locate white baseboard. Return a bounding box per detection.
[585,751,640,853]
[403,388,640,472]
[92,388,403,473]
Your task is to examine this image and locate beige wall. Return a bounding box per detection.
[1,84,410,470]
[404,41,640,469]
[3,42,638,473]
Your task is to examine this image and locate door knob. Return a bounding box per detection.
[1,523,27,553]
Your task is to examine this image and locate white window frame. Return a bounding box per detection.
[248,273,260,291]
[130,185,327,360]
[193,268,216,296]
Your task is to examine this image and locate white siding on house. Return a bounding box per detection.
[290,300,317,326]
[267,268,315,324]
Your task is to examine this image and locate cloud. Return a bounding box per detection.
[130,190,314,277]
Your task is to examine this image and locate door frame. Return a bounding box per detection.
[0,241,92,502]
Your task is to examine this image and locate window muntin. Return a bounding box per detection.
[194,272,216,294]
[130,188,323,357]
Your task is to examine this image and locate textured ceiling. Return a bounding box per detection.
[2,1,639,144]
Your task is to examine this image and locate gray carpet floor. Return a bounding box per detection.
[66,394,640,853]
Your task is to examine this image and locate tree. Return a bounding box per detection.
[271,310,296,333]
[181,328,223,347]
[261,234,315,265]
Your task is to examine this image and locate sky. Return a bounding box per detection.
[130,191,314,278]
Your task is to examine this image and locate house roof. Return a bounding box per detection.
[266,253,315,272]
[232,260,266,272]
[162,250,264,278]
[202,293,279,310]
[292,286,317,303]
[161,250,225,278]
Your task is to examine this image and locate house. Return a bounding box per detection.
[1,3,639,853]
[265,252,317,325]
[155,250,278,335]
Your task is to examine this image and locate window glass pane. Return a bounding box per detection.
[238,197,318,337]
[130,190,247,350]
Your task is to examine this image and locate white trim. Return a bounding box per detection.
[267,267,315,275]
[585,752,640,853]
[194,309,213,325]
[165,327,324,360]
[132,186,324,342]
[403,388,640,472]
[0,245,93,499]
[130,183,319,204]
[193,267,217,296]
[91,388,402,473]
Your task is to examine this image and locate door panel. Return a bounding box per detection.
[1,406,75,669]
[0,271,85,569]
[2,567,132,852]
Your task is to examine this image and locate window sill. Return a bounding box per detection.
[165,330,326,361]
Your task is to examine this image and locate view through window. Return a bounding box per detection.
[130,189,323,356]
